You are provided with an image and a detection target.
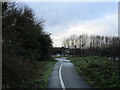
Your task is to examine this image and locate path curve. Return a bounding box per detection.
[48,57,93,88]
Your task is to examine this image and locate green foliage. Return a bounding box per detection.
[70,56,120,88]
[20,61,56,88]
[2,2,52,61]
[2,2,53,88]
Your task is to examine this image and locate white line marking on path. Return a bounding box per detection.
[59,60,66,90]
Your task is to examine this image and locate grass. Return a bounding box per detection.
[2,57,57,88]
[22,60,57,88]
[70,56,120,88]
[36,61,56,88]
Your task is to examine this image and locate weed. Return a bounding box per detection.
[70,56,120,88]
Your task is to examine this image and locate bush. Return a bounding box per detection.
[2,2,53,88]
[70,56,120,88]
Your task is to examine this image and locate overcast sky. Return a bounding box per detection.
[24,2,118,47]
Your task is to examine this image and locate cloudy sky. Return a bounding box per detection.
[24,1,118,47]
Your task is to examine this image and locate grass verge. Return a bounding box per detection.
[3,57,57,88]
[24,60,57,88]
[70,56,120,88]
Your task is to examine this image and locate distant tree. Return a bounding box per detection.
[62,33,120,57]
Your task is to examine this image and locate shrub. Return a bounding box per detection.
[70,56,120,88]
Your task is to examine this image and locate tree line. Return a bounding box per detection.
[2,2,53,88]
[2,2,52,61]
[62,34,120,57]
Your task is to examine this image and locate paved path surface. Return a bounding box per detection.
[62,61,91,88]
[47,61,61,88]
[48,57,93,88]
